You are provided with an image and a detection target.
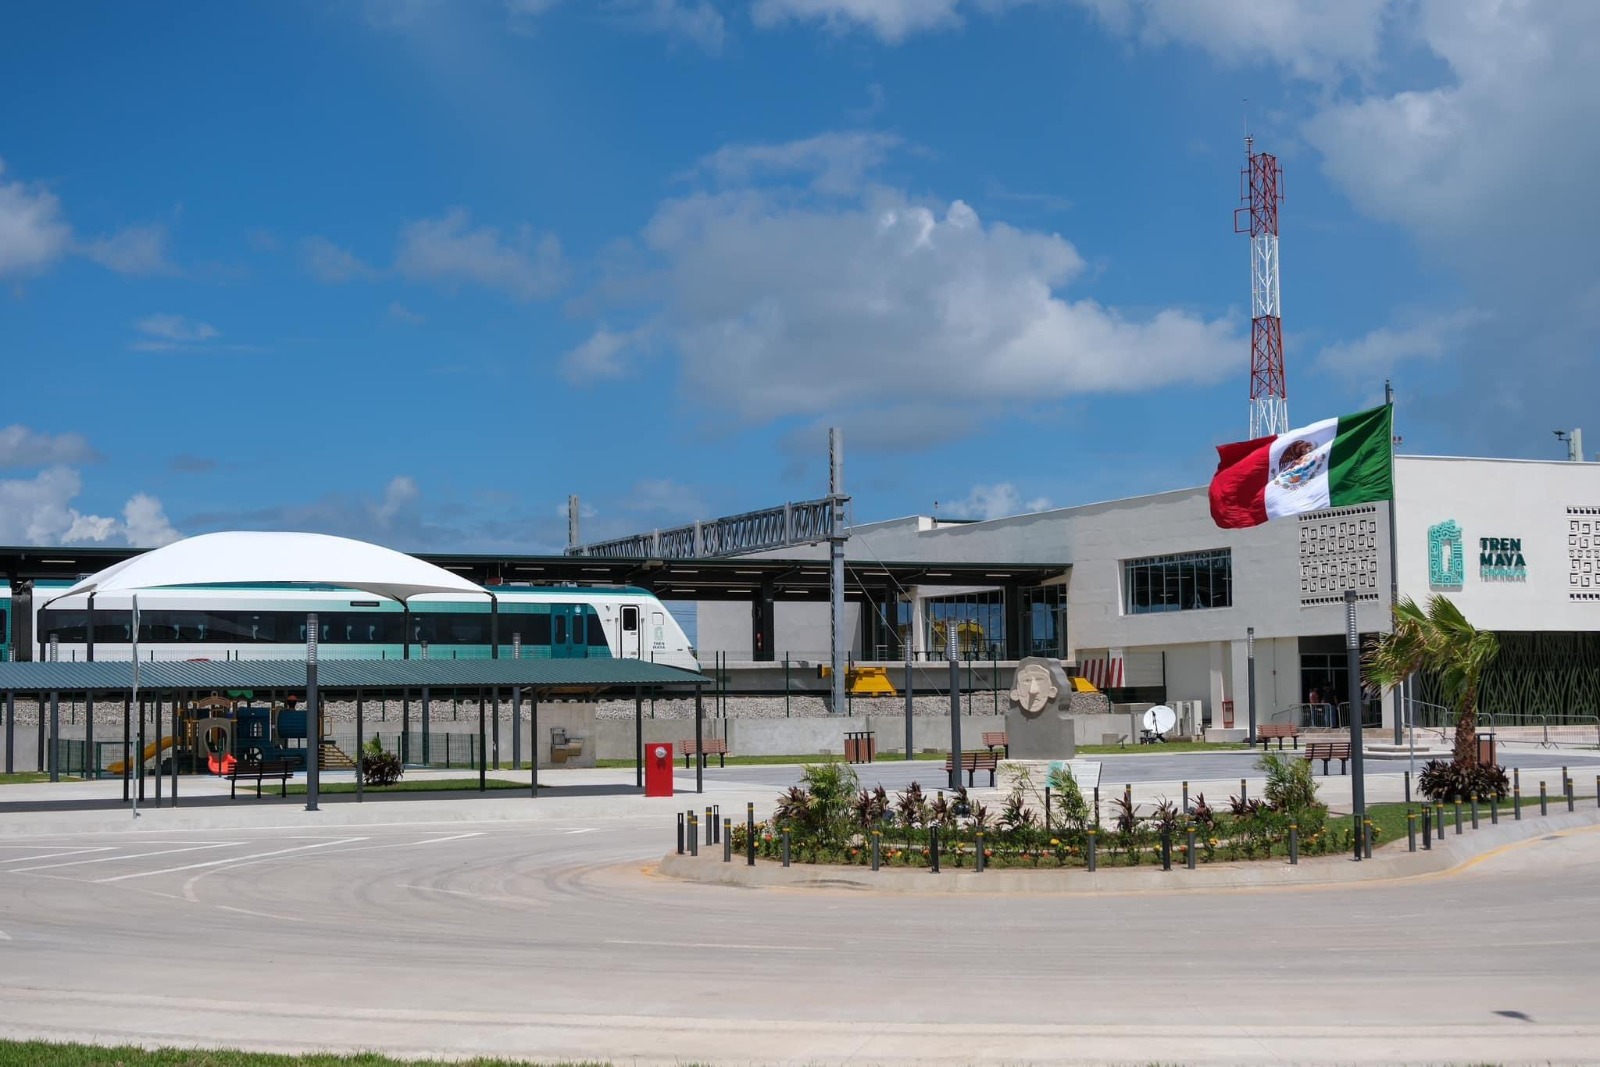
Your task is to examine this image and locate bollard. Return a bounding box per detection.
[713,805,721,844]
[930,827,941,873]
[1182,780,1189,812]
[1353,813,1362,862]
[747,803,756,867]
[1160,827,1171,872]
[1086,828,1097,872]
[1240,778,1247,806]
[1404,770,1411,805]
[1186,825,1196,870]
[1454,801,1463,834]
[723,818,732,862]
[689,814,698,857]
[1045,787,1052,834]
[1567,780,1575,812]
[1514,767,1521,793]
[706,806,714,845]
[1422,807,1431,850]
[1407,812,1416,852]
[1540,781,1548,816]
[1289,822,1299,864]
[1471,796,1479,829]
[1491,793,1499,824]
[677,812,685,855]
[1364,819,1373,860]
[975,832,986,873]
[1596,775,1600,809]
[1514,786,1522,820]
[781,830,791,867]
[1563,766,1569,796]
[871,830,881,872]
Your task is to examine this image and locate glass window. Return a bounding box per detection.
[622,606,638,632]
[553,614,567,645]
[587,607,609,648]
[1122,550,1233,615]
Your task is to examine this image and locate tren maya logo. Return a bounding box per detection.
[1428,520,1464,588]
[1479,537,1528,582]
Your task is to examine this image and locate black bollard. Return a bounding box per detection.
[1240,778,1247,806]
[930,827,941,873]
[871,830,881,872]
[1470,796,1479,829]
[1289,822,1299,865]
[1422,807,1432,850]
[1160,827,1171,872]
[781,830,791,867]
[747,803,756,866]
[677,812,685,855]
[723,818,732,862]
[1540,782,1548,816]
[1182,780,1189,812]
[975,832,986,873]
[705,806,714,845]
[1407,812,1416,852]
[1567,780,1575,812]
[1514,786,1522,820]
[1086,828,1097,872]
[1491,793,1499,824]
[713,804,721,843]
[1186,825,1196,870]
[689,814,698,857]
[1353,813,1362,862]
[1404,770,1411,805]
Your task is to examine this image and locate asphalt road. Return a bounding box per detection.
[1,806,1598,1065]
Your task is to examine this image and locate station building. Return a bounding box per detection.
[696,455,1600,732]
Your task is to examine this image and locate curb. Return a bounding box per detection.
[658,807,1600,894]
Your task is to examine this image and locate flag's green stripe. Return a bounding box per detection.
[1328,403,1394,506]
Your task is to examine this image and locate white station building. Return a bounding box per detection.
[696,454,1600,732]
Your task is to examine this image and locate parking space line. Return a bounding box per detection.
[96,837,368,883]
[9,842,245,873]
[0,847,116,866]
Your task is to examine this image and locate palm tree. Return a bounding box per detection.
[1366,594,1500,766]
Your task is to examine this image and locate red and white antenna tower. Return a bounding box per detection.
[1235,136,1287,439]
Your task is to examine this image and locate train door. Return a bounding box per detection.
[619,603,642,660]
[549,604,582,659]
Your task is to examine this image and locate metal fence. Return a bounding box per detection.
[1480,712,1600,749]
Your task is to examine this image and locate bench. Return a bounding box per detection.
[228,758,297,798]
[1256,723,1300,750]
[1303,741,1352,775]
[981,731,1009,759]
[943,751,1000,787]
[682,737,728,769]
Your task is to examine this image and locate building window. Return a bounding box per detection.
[1122,549,1232,615]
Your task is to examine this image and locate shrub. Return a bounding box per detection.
[1046,762,1090,832]
[359,739,403,787]
[1418,758,1509,801]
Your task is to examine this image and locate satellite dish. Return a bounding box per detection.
[1142,705,1177,737]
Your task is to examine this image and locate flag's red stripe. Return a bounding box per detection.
[1209,435,1273,528]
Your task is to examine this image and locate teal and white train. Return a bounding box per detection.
[23,582,698,670]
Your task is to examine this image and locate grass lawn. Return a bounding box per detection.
[1361,793,1589,848]
[287,777,530,795]
[0,1042,615,1066]
[0,772,63,785]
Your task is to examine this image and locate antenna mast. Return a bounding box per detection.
[1235,136,1287,439]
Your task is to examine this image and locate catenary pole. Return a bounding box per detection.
[1345,590,1366,858]
[1386,380,1403,745]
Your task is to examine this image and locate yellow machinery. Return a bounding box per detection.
[818,665,899,697]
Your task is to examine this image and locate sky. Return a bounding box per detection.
[2,0,1597,553]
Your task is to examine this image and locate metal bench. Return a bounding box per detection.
[1303,741,1352,775]
[943,751,999,787]
[228,758,297,798]
[1256,723,1300,750]
[682,737,728,769]
[981,731,1009,758]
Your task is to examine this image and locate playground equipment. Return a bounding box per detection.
[107,736,176,776]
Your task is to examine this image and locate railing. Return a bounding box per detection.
[1480,713,1600,749]
[1269,703,1340,729]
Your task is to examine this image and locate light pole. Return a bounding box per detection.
[947,620,961,790]
[1344,590,1365,858]
[305,612,319,812]
[1246,626,1257,745]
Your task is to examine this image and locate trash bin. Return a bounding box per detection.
[844,730,876,764]
[1477,731,1496,766]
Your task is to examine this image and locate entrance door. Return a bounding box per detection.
[549,604,582,659]
[619,603,642,660]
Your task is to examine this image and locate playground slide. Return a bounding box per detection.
[107,736,176,776]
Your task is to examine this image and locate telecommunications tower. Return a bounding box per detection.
[1235,137,1287,439]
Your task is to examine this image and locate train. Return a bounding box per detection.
[2,582,698,670]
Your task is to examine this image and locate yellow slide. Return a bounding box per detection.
[107,736,176,776]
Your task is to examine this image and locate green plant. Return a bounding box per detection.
[1046,762,1090,832]
[1417,758,1509,801]
[1367,593,1501,767]
[359,738,403,787]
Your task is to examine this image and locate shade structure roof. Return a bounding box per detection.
[50,531,487,606]
[0,657,707,694]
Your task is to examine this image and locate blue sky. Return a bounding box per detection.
[3,0,1596,552]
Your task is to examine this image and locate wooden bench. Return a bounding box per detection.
[1256,723,1300,750]
[228,758,297,798]
[682,737,728,769]
[1303,741,1352,775]
[943,751,1000,787]
[981,731,1009,759]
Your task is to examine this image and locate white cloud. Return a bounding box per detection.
[0,158,72,277]
[0,425,98,468]
[81,222,175,276]
[132,314,221,352]
[615,0,727,52]
[1316,308,1488,377]
[0,465,178,547]
[1073,0,1391,79]
[301,236,378,283]
[374,475,420,525]
[698,131,901,194]
[562,326,648,381]
[941,482,1051,521]
[751,0,968,41]
[396,207,565,300]
[569,135,1239,424]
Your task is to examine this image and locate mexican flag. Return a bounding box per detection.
[1209,404,1393,529]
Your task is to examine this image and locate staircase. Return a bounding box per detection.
[319,742,357,770]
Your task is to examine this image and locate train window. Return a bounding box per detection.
[0,609,7,643]
[553,614,566,644]
[622,606,638,632]
[501,613,550,645]
[587,608,609,647]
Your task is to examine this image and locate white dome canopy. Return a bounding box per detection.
[51,531,487,605]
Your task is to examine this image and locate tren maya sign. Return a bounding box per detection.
[1429,522,1528,585]
[1479,537,1528,581]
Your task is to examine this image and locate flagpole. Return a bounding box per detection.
[130,593,140,821]
[1386,381,1402,745]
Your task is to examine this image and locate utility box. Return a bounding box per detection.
[645,742,674,797]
